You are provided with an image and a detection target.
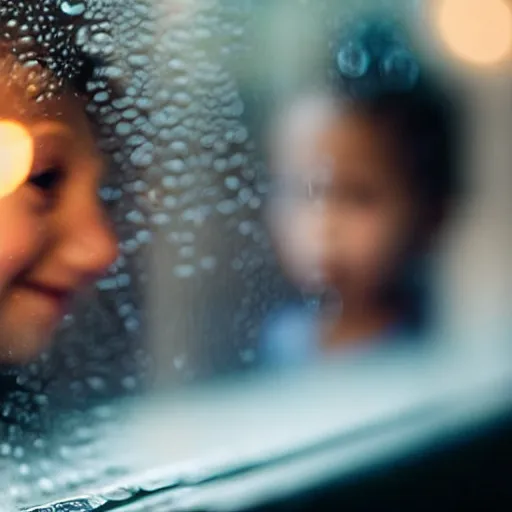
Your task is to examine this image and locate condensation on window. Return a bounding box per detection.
[0,0,293,507]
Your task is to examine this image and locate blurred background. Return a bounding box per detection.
[0,0,511,508]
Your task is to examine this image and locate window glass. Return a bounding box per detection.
[0,0,510,509]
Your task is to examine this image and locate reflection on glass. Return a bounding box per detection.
[260,19,463,367]
[0,51,118,364]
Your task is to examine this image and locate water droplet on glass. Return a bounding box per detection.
[86,376,106,392]
[125,316,140,332]
[214,158,228,173]
[381,48,419,90]
[121,376,137,390]
[173,354,187,370]
[225,176,240,191]
[337,41,370,78]
[151,213,171,226]
[59,1,86,17]
[37,477,55,494]
[130,143,154,167]
[200,256,217,270]
[170,140,189,157]
[173,264,196,278]
[163,195,178,209]
[116,122,132,136]
[216,199,238,215]
[136,230,153,244]
[239,348,256,364]
[163,159,187,173]
[173,91,192,107]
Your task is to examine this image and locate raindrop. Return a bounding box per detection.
[86,376,106,392]
[117,274,131,287]
[132,180,148,193]
[216,199,238,215]
[173,354,187,370]
[123,108,139,120]
[179,246,195,259]
[174,75,190,87]
[151,213,171,226]
[92,32,114,45]
[18,464,30,477]
[173,91,192,107]
[121,376,137,391]
[170,140,189,157]
[173,265,196,278]
[232,258,244,271]
[136,230,153,244]
[178,174,195,188]
[200,133,216,148]
[115,122,131,136]
[59,0,86,17]
[118,303,134,317]
[168,58,186,72]
[163,159,187,173]
[337,41,371,78]
[225,176,240,190]
[128,54,151,67]
[97,278,117,291]
[121,239,140,255]
[130,143,154,167]
[213,140,229,155]
[200,256,217,270]
[232,126,249,144]
[125,316,140,332]
[93,91,111,104]
[163,195,178,209]
[37,477,55,494]
[229,153,245,169]
[239,348,256,364]
[213,158,228,173]
[239,221,253,236]
[126,210,145,224]
[238,187,253,203]
[162,176,178,189]
[100,65,124,79]
[381,47,419,90]
[249,196,262,209]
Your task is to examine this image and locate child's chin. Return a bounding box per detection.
[0,324,55,364]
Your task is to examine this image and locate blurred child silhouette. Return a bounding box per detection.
[261,18,463,367]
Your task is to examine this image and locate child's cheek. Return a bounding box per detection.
[0,202,45,290]
[341,213,397,280]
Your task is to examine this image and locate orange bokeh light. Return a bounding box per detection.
[436,0,512,66]
[0,120,33,199]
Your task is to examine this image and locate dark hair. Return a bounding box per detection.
[331,17,464,215]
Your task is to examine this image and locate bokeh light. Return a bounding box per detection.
[0,120,33,199]
[436,0,512,66]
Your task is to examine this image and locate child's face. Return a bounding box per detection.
[0,66,118,363]
[268,96,421,309]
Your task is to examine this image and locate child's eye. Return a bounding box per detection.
[28,167,64,192]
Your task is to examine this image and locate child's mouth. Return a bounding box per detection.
[15,279,73,319]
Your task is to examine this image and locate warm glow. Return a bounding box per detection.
[0,121,33,199]
[436,0,512,65]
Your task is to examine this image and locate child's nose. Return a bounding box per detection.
[58,204,119,284]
